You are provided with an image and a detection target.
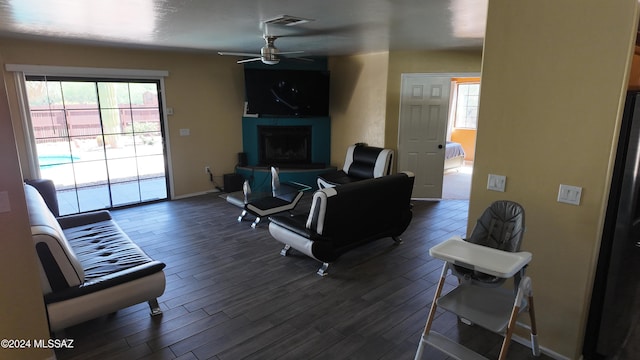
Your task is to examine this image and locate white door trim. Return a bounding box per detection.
[9,69,175,201]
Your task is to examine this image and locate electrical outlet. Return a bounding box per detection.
[205,166,210,174]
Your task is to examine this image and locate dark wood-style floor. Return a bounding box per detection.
[54,193,552,360]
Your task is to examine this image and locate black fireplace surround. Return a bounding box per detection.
[258,125,313,167]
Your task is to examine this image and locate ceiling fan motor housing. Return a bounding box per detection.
[260,45,280,65]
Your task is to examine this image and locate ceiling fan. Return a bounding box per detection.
[218,34,312,65]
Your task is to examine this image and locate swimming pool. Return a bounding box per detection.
[38,155,80,167]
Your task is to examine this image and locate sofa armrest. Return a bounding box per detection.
[268,215,313,239]
[43,261,166,304]
[25,179,60,217]
[57,211,112,229]
[269,214,334,244]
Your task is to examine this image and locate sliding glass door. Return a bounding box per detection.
[26,76,168,215]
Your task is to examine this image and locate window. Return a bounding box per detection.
[453,82,480,129]
[24,76,169,215]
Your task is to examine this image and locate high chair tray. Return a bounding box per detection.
[429,236,531,278]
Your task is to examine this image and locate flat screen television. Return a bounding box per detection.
[244,68,330,117]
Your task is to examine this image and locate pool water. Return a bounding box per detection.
[38,155,80,167]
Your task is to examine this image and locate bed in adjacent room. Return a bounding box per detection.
[444,141,466,170]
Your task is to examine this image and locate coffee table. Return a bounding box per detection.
[227,181,311,228]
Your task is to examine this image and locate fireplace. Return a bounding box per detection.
[242,117,330,169]
[258,125,312,167]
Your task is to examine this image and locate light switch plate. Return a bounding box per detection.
[487,174,506,192]
[179,128,190,136]
[558,184,582,205]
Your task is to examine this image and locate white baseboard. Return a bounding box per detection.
[172,189,220,200]
[511,334,572,360]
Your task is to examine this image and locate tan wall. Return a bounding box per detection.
[0,59,53,359]
[328,52,389,167]
[473,0,638,357]
[0,38,246,198]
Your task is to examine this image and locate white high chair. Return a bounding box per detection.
[414,200,540,360]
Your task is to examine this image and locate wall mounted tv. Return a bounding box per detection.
[244,68,330,117]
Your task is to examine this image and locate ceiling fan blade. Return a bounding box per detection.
[218,51,261,57]
[277,50,305,55]
[280,54,314,62]
[236,57,263,64]
[289,57,315,62]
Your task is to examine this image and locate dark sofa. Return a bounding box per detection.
[24,182,166,331]
[268,171,415,275]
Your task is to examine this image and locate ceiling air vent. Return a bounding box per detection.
[264,15,313,26]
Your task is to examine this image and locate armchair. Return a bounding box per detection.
[317,144,394,188]
[237,167,306,228]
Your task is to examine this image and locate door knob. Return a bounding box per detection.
[438,144,443,149]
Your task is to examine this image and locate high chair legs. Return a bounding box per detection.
[528,294,540,356]
[415,262,541,360]
[414,265,448,360]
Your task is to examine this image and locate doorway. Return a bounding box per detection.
[397,73,478,200]
[25,76,169,215]
[442,77,479,200]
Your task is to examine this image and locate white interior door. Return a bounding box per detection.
[397,74,451,198]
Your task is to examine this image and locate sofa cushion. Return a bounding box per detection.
[313,170,362,186]
[63,220,159,282]
[25,184,85,293]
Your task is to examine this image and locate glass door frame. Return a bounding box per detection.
[9,65,174,211]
